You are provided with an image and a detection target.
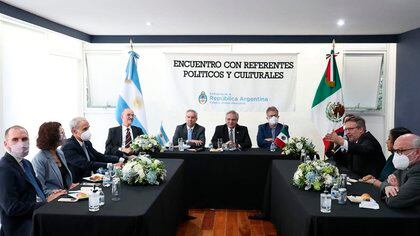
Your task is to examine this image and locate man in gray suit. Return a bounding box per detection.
[172,109,205,148]
[380,133,420,208]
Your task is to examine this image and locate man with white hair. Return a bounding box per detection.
[172,109,205,148]
[105,108,144,156]
[380,134,420,208]
[211,110,252,149]
[62,117,123,183]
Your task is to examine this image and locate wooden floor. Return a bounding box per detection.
[177,209,277,236]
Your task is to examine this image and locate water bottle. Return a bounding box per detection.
[330,183,339,200]
[103,171,111,188]
[89,187,100,212]
[300,150,306,162]
[98,188,105,206]
[270,142,276,152]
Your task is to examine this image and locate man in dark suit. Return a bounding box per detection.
[325,116,385,178]
[62,117,123,183]
[172,109,205,148]
[0,126,60,236]
[257,106,289,148]
[211,110,252,150]
[105,108,144,156]
[380,134,420,208]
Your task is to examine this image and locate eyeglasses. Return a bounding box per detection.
[394,148,415,155]
[126,114,136,118]
[344,126,359,131]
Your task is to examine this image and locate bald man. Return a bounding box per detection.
[0,126,56,236]
[105,108,144,156]
[380,134,420,208]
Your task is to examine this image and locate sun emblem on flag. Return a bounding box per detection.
[198,91,207,104]
[325,102,345,122]
[132,96,143,109]
[124,77,132,84]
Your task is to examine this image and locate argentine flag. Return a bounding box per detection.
[156,122,170,146]
[115,51,148,134]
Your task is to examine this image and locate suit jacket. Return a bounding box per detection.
[172,123,206,147]
[104,125,143,156]
[380,162,420,208]
[211,124,252,149]
[256,123,287,148]
[32,149,73,196]
[331,131,385,178]
[61,136,120,183]
[0,153,45,236]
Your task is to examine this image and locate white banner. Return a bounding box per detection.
[165,53,297,112]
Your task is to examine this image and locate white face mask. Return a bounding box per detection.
[393,152,410,170]
[268,116,279,126]
[80,130,91,141]
[59,133,66,145]
[8,141,30,160]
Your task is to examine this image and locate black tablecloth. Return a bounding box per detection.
[156,148,295,209]
[32,159,185,236]
[270,160,420,236]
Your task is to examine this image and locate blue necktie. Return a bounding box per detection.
[271,128,276,139]
[187,128,192,141]
[22,161,46,201]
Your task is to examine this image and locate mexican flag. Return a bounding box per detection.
[311,45,345,154]
[274,125,289,148]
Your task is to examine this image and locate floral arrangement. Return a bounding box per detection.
[292,160,339,191]
[130,134,162,154]
[120,155,167,185]
[283,137,316,157]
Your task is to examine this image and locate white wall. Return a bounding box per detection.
[0,17,396,159]
[83,43,396,156]
[0,17,84,158]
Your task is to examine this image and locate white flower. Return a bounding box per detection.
[323,174,333,185]
[133,164,145,179]
[296,142,303,151]
[153,159,161,165]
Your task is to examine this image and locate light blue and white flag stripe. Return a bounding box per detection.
[115,51,148,134]
[156,122,170,146]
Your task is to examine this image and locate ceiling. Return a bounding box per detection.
[2,0,420,36]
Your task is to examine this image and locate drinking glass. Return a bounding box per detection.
[178,138,184,151]
[217,138,223,149]
[111,177,121,201]
[102,171,111,188]
[320,192,332,213]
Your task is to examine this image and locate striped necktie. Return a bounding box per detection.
[125,128,132,148]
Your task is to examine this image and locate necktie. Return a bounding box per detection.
[187,128,192,141]
[271,128,276,139]
[229,129,234,142]
[82,142,91,161]
[125,128,132,148]
[22,161,46,201]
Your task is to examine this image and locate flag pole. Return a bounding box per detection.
[332,39,335,50]
[129,38,134,51]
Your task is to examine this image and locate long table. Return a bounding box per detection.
[270,160,420,236]
[32,159,185,236]
[156,148,294,209]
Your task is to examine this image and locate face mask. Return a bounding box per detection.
[9,141,30,160]
[393,152,410,170]
[80,130,91,141]
[59,133,66,145]
[268,116,278,126]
